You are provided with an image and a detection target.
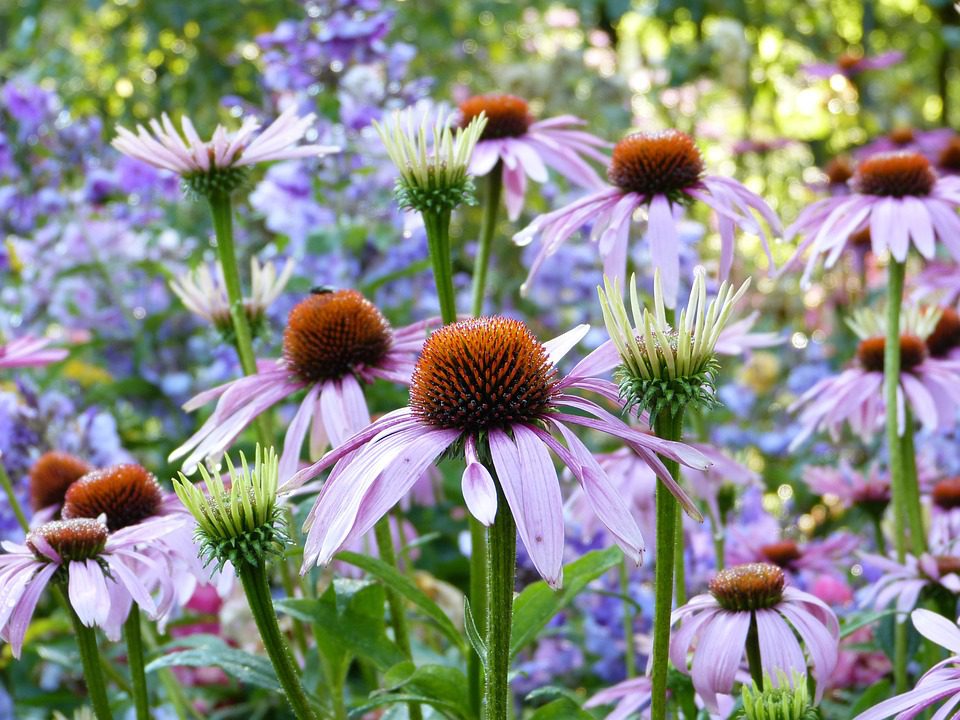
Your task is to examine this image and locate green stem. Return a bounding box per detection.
[141,622,202,720]
[124,606,150,720]
[68,602,114,720]
[236,561,319,720]
[620,560,636,678]
[871,515,888,556]
[900,409,926,556]
[484,480,516,720]
[745,613,764,688]
[469,518,489,714]
[373,519,423,720]
[0,459,28,532]
[470,168,503,317]
[674,504,687,606]
[207,193,272,449]
[651,410,684,720]
[423,209,458,325]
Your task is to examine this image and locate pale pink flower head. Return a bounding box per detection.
[853,609,960,720]
[514,129,780,307]
[458,94,609,220]
[790,305,960,447]
[0,336,67,369]
[671,562,840,712]
[0,515,186,656]
[171,289,434,480]
[784,151,960,287]
[858,549,960,619]
[728,524,860,582]
[283,317,711,588]
[803,461,890,515]
[931,477,960,552]
[112,104,339,189]
[911,260,960,306]
[855,126,956,163]
[803,49,903,79]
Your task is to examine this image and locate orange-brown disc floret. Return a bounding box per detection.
[410,317,557,432]
[62,464,163,531]
[27,518,108,562]
[709,563,785,612]
[938,136,960,172]
[28,451,92,512]
[282,289,392,384]
[935,555,960,577]
[932,478,960,510]
[926,308,960,358]
[857,335,927,373]
[853,152,935,197]
[848,227,872,249]
[760,540,803,568]
[458,94,532,141]
[824,156,854,186]
[608,130,704,197]
[888,127,916,146]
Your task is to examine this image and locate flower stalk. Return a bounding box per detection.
[484,478,516,720]
[471,166,503,317]
[68,601,114,720]
[124,606,150,720]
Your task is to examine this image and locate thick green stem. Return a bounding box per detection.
[484,481,516,720]
[207,193,272,448]
[871,515,888,556]
[236,561,319,720]
[651,410,684,720]
[124,606,150,720]
[0,459,28,532]
[745,613,764,688]
[470,168,503,317]
[374,519,423,720]
[469,518,489,714]
[620,560,636,678]
[900,409,926,556]
[69,603,114,720]
[423,209,458,325]
[674,504,687,605]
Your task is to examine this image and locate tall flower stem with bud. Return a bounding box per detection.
[599,268,748,720]
[175,447,317,720]
[471,166,503,317]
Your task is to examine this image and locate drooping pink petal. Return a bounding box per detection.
[462,436,498,526]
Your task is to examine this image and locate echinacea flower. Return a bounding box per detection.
[514,129,780,306]
[802,50,903,79]
[284,317,710,588]
[926,304,960,359]
[931,478,960,553]
[170,289,434,479]
[727,531,860,581]
[855,127,956,163]
[852,609,960,720]
[584,676,654,720]
[112,104,339,197]
[28,451,92,517]
[803,462,890,516]
[790,305,960,447]
[783,151,960,286]
[374,105,487,213]
[170,257,294,336]
[912,260,960,306]
[670,563,840,711]
[0,336,67,369]
[859,549,960,618]
[0,515,184,656]
[459,93,608,220]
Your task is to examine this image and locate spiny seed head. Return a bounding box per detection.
[28,452,92,512]
[182,166,251,199]
[932,478,960,510]
[926,308,960,357]
[282,289,392,384]
[409,317,557,432]
[27,519,108,562]
[709,563,785,611]
[62,464,163,531]
[459,94,532,140]
[938,136,960,171]
[761,540,803,568]
[174,446,287,570]
[888,127,916,146]
[608,130,704,200]
[856,335,927,373]
[824,156,854,186]
[853,152,936,197]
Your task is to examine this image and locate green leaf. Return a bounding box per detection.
[511,547,622,656]
[276,579,407,672]
[463,597,488,671]
[381,661,471,717]
[849,679,892,715]
[337,550,467,652]
[840,609,898,639]
[349,693,463,719]
[145,634,280,691]
[528,698,593,719]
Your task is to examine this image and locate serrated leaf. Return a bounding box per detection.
[337,550,466,652]
[511,547,622,657]
[145,634,280,691]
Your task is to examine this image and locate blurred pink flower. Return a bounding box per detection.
[802,50,903,79]
[0,336,67,369]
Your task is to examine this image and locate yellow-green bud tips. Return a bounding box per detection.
[174,445,287,570]
[373,106,488,213]
[738,672,819,720]
[598,267,749,422]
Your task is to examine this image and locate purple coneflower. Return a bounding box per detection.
[784,151,960,286]
[459,94,608,220]
[803,462,890,515]
[28,451,93,520]
[728,530,860,581]
[283,317,710,588]
[670,563,839,711]
[0,515,183,656]
[853,609,960,720]
[802,49,903,79]
[112,104,339,179]
[0,336,67,369]
[859,549,960,617]
[790,306,960,447]
[855,126,956,163]
[170,289,433,479]
[931,478,960,552]
[584,676,654,719]
[514,129,780,306]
